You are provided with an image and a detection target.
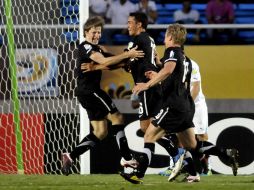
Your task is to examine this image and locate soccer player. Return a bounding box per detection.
[159,56,212,176]
[120,24,238,184]
[61,16,144,175]
[125,12,185,169]
[82,12,186,172]
[189,58,211,175]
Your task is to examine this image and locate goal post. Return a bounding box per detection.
[78,0,90,175]
[0,0,83,174]
[4,0,23,174]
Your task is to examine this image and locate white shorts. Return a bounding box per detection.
[193,101,208,135]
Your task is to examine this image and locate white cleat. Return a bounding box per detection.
[120,157,139,169]
[186,174,201,183]
[168,149,185,181]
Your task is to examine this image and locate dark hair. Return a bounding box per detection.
[129,12,148,30]
[83,16,104,37]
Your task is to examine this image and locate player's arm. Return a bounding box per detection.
[133,61,176,95]
[90,46,144,67]
[191,81,200,101]
[81,60,128,72]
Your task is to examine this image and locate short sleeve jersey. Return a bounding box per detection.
[75,41,104,95]
[160,47,193,112]
[127,32,158,83]
[189,58,206,104]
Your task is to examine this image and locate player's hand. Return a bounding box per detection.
[128,46,144,59]
[145,71,157,79]
[81,62,95,72]
[132,83,149,95]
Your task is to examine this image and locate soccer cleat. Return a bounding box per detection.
[185,174,201,183]
[227,149,239,176]
[61,153,73,176]
[168,148,186,181]
[120,157,139,169]
[200,169,213,176]
[119,171,143,184]
[158,167,172,176]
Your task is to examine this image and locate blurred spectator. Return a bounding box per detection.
[136,0,158,24]
[89,0,111,22]
[173,0,202,42]
[105,0,137,44]
[106,0,136,25]
[206,0,236,43]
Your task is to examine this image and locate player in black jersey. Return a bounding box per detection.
[120,24,238,184]
[82,13,186,169]
[61,16,144,176]
[125,12,186,173]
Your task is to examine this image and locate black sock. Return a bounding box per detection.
[137,143,155,178]
[200,154,209,174]
[184,151,197,176]
[195,140,229,160]
[70,133,100,160]
[112,124,132,161]
[157,137,178,157]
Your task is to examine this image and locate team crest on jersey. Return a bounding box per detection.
[84,44,92,53]
[127,42,134,50]
[169,50,175,58]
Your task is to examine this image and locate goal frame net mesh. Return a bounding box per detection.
[0,0,82,174]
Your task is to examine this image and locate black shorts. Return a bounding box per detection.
[77,89,118,120]
[138,86,162,120]
[151,106,194,133]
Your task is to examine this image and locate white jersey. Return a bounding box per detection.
[190,59,208,135]
[190,59,206,105]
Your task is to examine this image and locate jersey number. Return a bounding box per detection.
[182,59,189,83]
[150,37,156,67]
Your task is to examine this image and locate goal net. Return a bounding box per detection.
[0,0,83,174]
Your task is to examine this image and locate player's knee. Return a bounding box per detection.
[183,140,197,150]
[111,112,124,124]
[196,134,208,141]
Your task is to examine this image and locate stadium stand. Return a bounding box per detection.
[60,0,254,44]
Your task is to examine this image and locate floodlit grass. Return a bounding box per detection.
[0,174,253,190]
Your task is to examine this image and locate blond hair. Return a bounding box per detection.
[166,23,187,45]
[83,16,105,37]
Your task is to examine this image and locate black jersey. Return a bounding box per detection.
[75,41,107,95]
[127,32,158,83]
[160,47,193,112]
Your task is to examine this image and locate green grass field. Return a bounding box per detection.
[0,174,253,190]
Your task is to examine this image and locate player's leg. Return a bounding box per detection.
[193,102,211,175]
[62,91,110,175]
[141,89,184,170]
[62,119,107,175]
[169,127,200,182]
[193,102,238,176]
[109,111,138,168]
[194,139,239,176]
[120,123,165,184]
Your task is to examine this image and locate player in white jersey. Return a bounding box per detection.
[190,59,208,141]
[189,58,211,175]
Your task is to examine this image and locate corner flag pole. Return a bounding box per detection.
[79,0,90,175]
[4,0,23,174]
